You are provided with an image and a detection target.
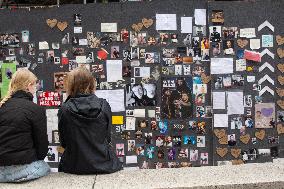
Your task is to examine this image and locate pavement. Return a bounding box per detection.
[1,161,284,189]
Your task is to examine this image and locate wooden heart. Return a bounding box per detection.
[57,21,68,31]
[240,134,250,144]
[142,18,153,28]
[201,73,211,84]
[277,48,284,58]
[277,123,284,134]
[214,129,226,139]
[277,100,284,109]
[132,23,143,32]
[216,148,228,157]
[278,76,284,85]
[277,64,284,73]
[232,159,244,165]
[46,19,58,28]
[218,136,228,145]
[255,130,265,140]
[276,88,284,97]
[237,39,248,48]
[276,35,284,45]
[231,149,241,158]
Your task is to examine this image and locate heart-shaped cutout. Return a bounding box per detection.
[255,129,265,140]
[277,48,284,58]
[276,35,284,45]
[214,129,226,139]
[240,134,250,144]
[277,123,284,134]
[46,19,58,28]
[231,149,241,158]
[277,100,284,109]
[277,64,284,73]
[237,39,248,48]
[216,148,228,157]
[142,18,153,28]
[201,73,211,84]
[231,159,244,165]
[218,136,228,145]
[57,146,65,154]
[276,88,284,97]
[278,76,284,85]
[132,23,143,32]
[57,21,68,32]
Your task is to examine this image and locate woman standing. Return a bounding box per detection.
[58,67,122,174]
[0,69,50,183]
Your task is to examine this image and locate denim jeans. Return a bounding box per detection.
[0,160,50,183]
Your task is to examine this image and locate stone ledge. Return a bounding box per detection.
[1,162,284,189]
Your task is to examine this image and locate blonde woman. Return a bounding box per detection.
[58,67,122,174]
[0,69,50,183]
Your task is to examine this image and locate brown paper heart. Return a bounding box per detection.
[231,159,244,165]
[276,88,284,97]
[277,123,284,134]
[255,130,265,140]
[240,134,250,144]
[277,48,284,58]
[237,39,248,48]
[277,100,284,109]
[201,73,211,84]
[218,136,228,145]
[276,35,284,45]
[214,129,226,139]
[278,76,284,85]
[57,146,65,154]
[231,149,241,158]
[216,148,228,157]
[132,23,143,32]
[57,21,68,31]
[46,19,58,28]
[277,64,284,73]
[142,18,153,28]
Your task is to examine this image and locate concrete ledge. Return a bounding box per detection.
[1,162,284,189]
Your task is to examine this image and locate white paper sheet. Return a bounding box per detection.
[74,27,82,33]
[46,109,58,143]
[181,17,192,33]
[194,9,206,25]
[240,28,256,38]
[247,76,255,82]
[156,14,177,30]
[211,58,233,74]
[147,110,156,118]
[101,23,118,32]
[126,155,138,164]
[76,56,87,64]
[125,117,136,130]
[213,92,226,109]
[95,89,125,112]
[227,91,244,115]
[134,67,150,77]
[106,60,122,82]
[134,109,146,117]
[214,114,228,128]
[39,41,49,50]
[250,39,260,50]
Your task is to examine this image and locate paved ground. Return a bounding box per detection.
[1,161,284,189]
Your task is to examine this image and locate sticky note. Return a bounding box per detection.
[112,116,124,125]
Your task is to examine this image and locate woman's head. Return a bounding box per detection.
[0,69,37,107]
[66,67,95,97]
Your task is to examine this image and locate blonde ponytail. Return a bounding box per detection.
[0,69,37,107]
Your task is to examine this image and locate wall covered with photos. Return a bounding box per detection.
[0,0,283,171]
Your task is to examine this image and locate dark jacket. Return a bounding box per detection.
[0,90,48,166]
[58,94,122,174]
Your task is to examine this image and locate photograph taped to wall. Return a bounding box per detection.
[126,83,157,106]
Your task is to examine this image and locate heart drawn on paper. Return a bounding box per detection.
[232,159,244,165]
[277,64,284,73]
[277,100,284,109]
[218,136,228,145]
[46,19,58,28]
[142,18,154,28]
[237,39,248,48]
[276,35,284,45]
[277,48,284,58]
[277,123,284,134]
[216,148,228,157]
[201,73,211,84]
[276,88,284,97]
[57,21,68,31]
[132,23,143,32]
[214,129,226,139]
[240,134,250,144]
[278,76,284,85]
[231,149,241,158]
[255,130,265,140]
[261,108,273,117]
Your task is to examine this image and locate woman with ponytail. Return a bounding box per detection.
[0,69,50,182]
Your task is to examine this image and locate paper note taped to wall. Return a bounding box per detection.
[211,58,233,74]
[101,23,118,32]
[213,92,226,109]
[181,17,192,33]
[95,89,125,112]
[107,60,122,82]
[194,9,206,25]
[214,114,228,128]
[156,14,177,30]
[240,28,256,38]
[112,116,124,125]
[39,41,49,50]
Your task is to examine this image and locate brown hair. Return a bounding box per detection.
[0,68,37,107]
[66,67,95,97]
